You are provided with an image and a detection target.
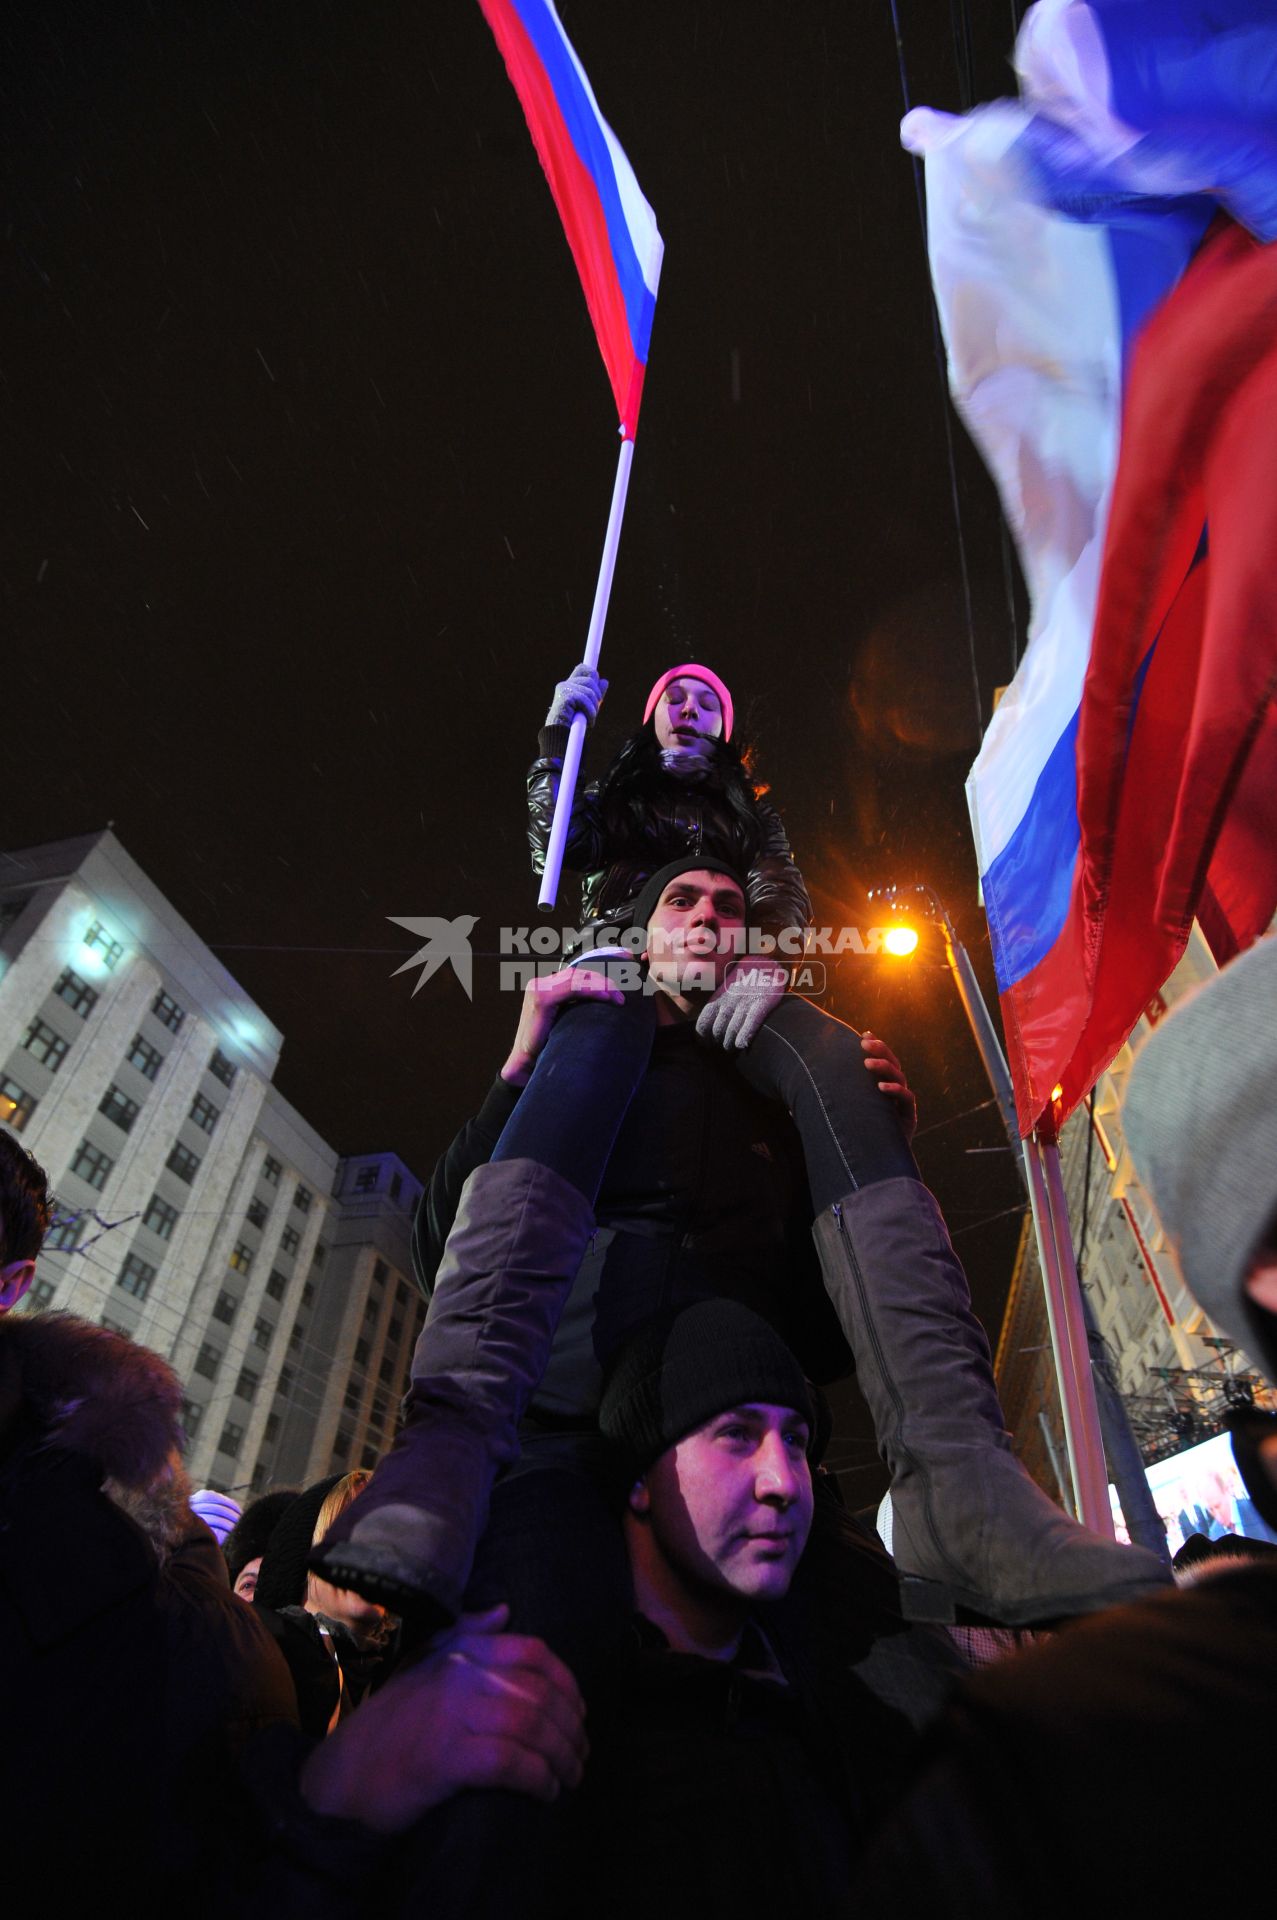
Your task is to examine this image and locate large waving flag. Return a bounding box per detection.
[476,0,664,439]
[903,0,1277,1135]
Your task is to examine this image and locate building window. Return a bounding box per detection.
[332,1430,352,1461]
[0,1077,36,1133]
[45,1216,83,1253]
[84,921,125,970]
[355,1166,379,1193]
[342,1385,360,1413]
[251,1316,274,1351]
[228,1241,253,1276]
[378,1358,394,1386]
[390,1172,403,1203]
[22,1020,70,1072]
[263,1411,280,1444]
[288,1320,306,1352]
[262,1155,282,1186]
[353,1339,370,1368]
[311,1243,326,1268]
[0,894,31,936]
[181,1398,204,1440]
[27,1278,57,1310]
[126,1034,164,1080]
[117,1253,156,1301]
[152,989,185,1033]
[372,1258,388,1286]
[98,1083,141,1132]
[387,1317,403,1347]
[69,1139,114,1192]
[212,1289,239,1324]
[234,1366,260,1404]
[209,1048,237,1088]
[189,1093,220,1136]
[54,968,100,1019]
[301,1280,316,1308]
[143,1194,179,1240]
[166,1143,201,1185]
[293,1183,312,1213]
[217,1422,244,1459]
[360,1446,378,1471]
[265,1268,287,1301]
[246,1198,268,1229]
[280,1226,300,1255]
[277,1366,295,1399]
[363,1296,379,1325]
[193,1343,222,1381]
[249,1463,267,1494]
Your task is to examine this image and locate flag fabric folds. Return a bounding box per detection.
[476,0,664,439]
[903,0,1277,1136]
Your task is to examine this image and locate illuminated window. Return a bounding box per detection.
[23,1020,70,1072]
[152,990,185,1033]
[117,1253,156,1301]
[84,922,124,970]
[0,1077,36,1132]
[228,1241,253,1275]
[98,1084,141,1133]
[55,968,100,1019]
[126,1034,164,1080]
[69,1139,114,1192]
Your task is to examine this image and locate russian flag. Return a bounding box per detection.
[476,0,664,439]
[904,0,1277,1136]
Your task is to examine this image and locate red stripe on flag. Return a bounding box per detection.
[479,0,639,432]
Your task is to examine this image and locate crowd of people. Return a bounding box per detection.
[2,665,1274,1914]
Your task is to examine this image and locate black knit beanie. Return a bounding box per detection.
[627,857,748,947]
[222,1488,298,1584]
[598,1300,821,1474]
[252,1475,342,1612]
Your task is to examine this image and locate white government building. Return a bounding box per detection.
[0,829,425,1495]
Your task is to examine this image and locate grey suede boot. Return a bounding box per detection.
[310,1157,595,1621]
[814,1178,1172,1627]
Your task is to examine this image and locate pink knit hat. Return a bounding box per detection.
[642,664,734,741]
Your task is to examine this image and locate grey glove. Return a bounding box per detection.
[695,964,788,1050]
[659,735,717,781]
[545,664,607,729]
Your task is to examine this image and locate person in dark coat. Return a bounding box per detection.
[0,1310,296,1911]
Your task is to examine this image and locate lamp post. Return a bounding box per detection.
[867,883,1164,1553]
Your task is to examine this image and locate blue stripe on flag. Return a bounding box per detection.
[512,0,655,358]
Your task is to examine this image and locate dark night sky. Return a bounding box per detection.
[4,1,1033,1490]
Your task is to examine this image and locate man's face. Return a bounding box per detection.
[643,870,746,996]
[633,1402,814,1607]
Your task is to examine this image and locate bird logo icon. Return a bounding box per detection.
[387,914,479,1000]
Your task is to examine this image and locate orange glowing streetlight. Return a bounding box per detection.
[882,923,919,958]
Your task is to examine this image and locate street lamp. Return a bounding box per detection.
[865,881,1164,1551]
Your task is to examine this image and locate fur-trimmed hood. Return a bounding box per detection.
[0,1310,184,1490]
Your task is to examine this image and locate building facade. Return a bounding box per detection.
[995,925,1274,1500]
[0,829,425,1493]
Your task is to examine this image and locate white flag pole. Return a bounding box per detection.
[538,432,635,912]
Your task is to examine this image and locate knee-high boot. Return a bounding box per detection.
[814,1178,1172,1627]
[309,1158,595,1622]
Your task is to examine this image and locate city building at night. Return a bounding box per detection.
[0,829,424,1493]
